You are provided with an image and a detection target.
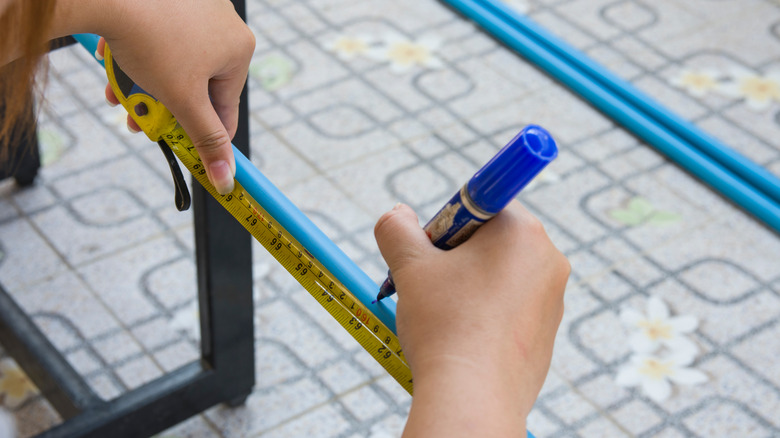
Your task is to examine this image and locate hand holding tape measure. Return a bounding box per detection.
[91,0,255,196]
[102,38,566,435]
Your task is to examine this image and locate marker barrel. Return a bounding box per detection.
[375,124,558,302]
[423,184,494,250]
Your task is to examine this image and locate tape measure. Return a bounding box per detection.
[103,45,413,394]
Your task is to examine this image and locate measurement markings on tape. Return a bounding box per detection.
[165,128,412,394]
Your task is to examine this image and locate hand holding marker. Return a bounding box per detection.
[374,124,558,303]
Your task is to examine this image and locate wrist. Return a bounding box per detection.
[405,358,528,437]
[414,353,534,410]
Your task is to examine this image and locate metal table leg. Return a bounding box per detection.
[0,1,255,435]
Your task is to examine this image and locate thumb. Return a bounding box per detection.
[374,204,433,272]
[171,92,236,195]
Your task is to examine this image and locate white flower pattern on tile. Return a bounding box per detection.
[368,35,444,73]
[615,352,708,402]
[620,295,699,358]
[615,295,708,402]
[324,35,375,61]
[670,69,722,97]
[667,65,780,112]
[718,69,780,111]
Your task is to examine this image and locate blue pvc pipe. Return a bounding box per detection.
[73,35,398,332]
[72,33,104,67]
[443,0,780,234]
[475,0,780,206]
[232,146,398,332]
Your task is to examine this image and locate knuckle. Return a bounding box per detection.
[559,253,572,278]
[555,253,572,300]
[524,215,547,237]
[506,203,546,237]
[243,29,256,53]
[550,251,571,283]
[193,130,231,159]
[556,302,565,326]
[231,25,256,55]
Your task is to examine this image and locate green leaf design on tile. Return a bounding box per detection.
[647,210,682,226]
[609,208,645,226]
[251,55,295,91]
[37,128,66,166]
[627,197,654,217]
[609,196,681,227]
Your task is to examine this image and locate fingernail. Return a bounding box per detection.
[393,202,404,210]
[210,160,235,195]
[127,124,141,134]
[105,96,118,107]
[94,50,104,61]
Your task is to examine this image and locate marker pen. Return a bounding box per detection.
[374,124,558,303]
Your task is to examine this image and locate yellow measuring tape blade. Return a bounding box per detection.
[163,129,412,393]
[104,47,413,395]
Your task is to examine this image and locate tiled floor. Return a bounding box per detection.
[1,0,779,436]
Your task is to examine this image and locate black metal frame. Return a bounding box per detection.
[0,1,254,436]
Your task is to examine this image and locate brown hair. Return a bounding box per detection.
[1,0,57,164]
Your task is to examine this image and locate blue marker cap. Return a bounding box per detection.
[467,124,558,214]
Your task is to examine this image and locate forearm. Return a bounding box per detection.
[1,0,121,65]
[48,0,124,40]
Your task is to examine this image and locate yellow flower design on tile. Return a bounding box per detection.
[0,359,38,408]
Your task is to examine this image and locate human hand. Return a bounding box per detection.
[374,202,569,436]
[94,0,255,195]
